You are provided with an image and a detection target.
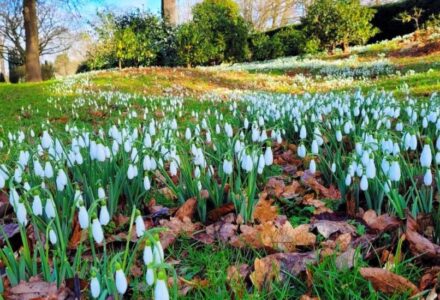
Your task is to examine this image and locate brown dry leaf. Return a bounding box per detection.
[335,247,356,270]
[159,217,201,249]
[114,214,130,227]
[302,194,333,214]
[419,266,440,290]
[265,177,285,198]
[359,267,419,296]
[363,210,401,232]
[227,264,251,299]
[253,198,278,223]
[311,220,356,239]
[406,215,440,259]
[0,191,10,216]
[250,252,317,290]
[5,276,72,300]
[175,197,197,221]
[281,181,301,199]
[159,187,176,200]
[302,174,341,200]
[207,202,235,222]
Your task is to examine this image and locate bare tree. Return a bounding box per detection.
[0,0,71,64]
[23,0,41,81]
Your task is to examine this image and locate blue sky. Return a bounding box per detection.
[83,0,162,16]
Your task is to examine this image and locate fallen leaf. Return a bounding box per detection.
[4,276,72,300]
[281,181,301,199]
[406,215,440,259]
[68,212,88,249]
[363,210,401,232]
[335,247,356,270]
[0,223,19,245]
[265,178,285,198]
[359,267,419,296]
[302,194,333,214]
[311,220,356,239]
[175,197,197,221]
[207,202,235,222]
[302,173,341,200]
[250,252,316,290]
[253,197,278,223]
[419,266,440,290]
[159,217,201,249]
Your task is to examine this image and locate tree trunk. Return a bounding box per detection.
[23,0,42,82]
[0,35,6,82]
[162,0,177,26]
[343,41,350,54]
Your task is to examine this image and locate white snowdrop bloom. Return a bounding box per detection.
[299,125,307,139]
[424,169,433,186]
[99,204,110,226]
[264,147,273,166]
[112,140,119,155]
[225,123,233,138]
[41,131,52,149]
[98,187,106,199]
[78,205,89,229]
[14,167,22,183]
[356,164,363,177]
[251,126,260,142]
[309,159,316,174]
[194,166,201,179]
[75,151,84,165]
[360,175,368,191]
[49,229,57,245]
[16,202,28,226]
[436,152,440,165]
[336,130,342,142]
[436,137,440,151]
[311,140,319,155]
[409,134,417,151]
[135,214,145,238]
[206,130,212,143]
[9,188,19,207]
[130,148,139,163]
[44,161,54,178]
[0,175,4,189]
[241,153,253,173]
[143,240,154,265]
[388,161,401,182]
[154,271,170,300]
[420,144,432,168]
[127,164,138,180]
[143,175,151,191]
[244,118,249,129]
[32,195,43,216]
[185,128,192,140]
[115,265,128,295]
[345,174,352,186]
[366,159,376,179]
[154,235,165,263]
[169,160,178,176]
[331,162,336,173]
[297,144,306,158]
[90,277,100,298]
[146,268,155,286]
[92,218,104,244]
[96,144,106,162]
[257,154,265,174]
[56,169,68,191]
[223,159,233,175]
[144,133,152,148]
[45,199,56,219]
[384,180,391,193]
[123,139,132,153]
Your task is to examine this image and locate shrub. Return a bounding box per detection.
[41,61,55,81]
[249,33,272,61]
[273,27,307,56]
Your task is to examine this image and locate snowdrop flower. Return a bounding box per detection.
[49,228,57,245]
[311,140,319,155]
[9,188,19,207]
[297,144,306,158]
[56,169,68,191]
[300,125,307,139]
[44,161,54,178]
[78,204,89,229]
[388,161,401,182]
[143,175,151,191]
[169,161,178,177]
[45,198,56,219]
[257,154,265,174]
[366,159,376,179]
[146,268,155,286]
[115,263,127,295]
[154,270,170,300]
[16,201,28,226]
[241,153,253,173]
[223,158,233,175]
[32,193,43,216]
[360,175,368,191]
[90,272,100,298]
[92,217,104,244]
[264,147,273,166]
[309,159,316,174]
[424,169,432,186]
[99,202,110,226]
[0,174,4,189]
[345,174,352,186]
[143,240,153,265]
[185,128,192,140]
[135,211,145,238]
[436,152,440,165]
[41,131,52,149]
[127,164,138,180]
[153,234,164,263]
[331,162,336,173]
[420,144,432,168]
